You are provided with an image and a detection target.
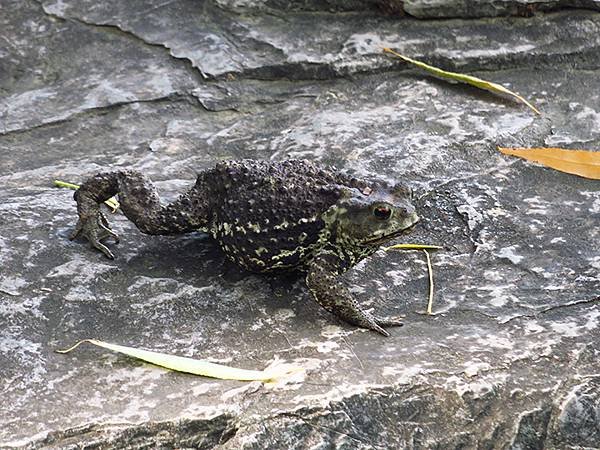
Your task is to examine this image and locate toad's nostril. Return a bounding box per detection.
[398,205,415,216]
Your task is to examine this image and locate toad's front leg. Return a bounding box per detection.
[306,252,403,336]
[71,170,211,259]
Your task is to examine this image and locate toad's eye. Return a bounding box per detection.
[373,205,392,220]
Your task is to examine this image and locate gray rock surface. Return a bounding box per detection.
[402,0,600,18]
[1,0,599,448]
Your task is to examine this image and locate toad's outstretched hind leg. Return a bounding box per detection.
[71,170,212,259]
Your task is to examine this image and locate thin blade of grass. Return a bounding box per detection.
[383,48,540,115]
[423,250,434,315]
[57,339,302,383]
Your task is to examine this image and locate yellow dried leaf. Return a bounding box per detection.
[383,48,540,115]
[498,147,600,180]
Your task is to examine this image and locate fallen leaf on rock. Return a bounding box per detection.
[57,339,303,383]
[498,147,600,180]
[54,180,120,212]
[382,48,540,115]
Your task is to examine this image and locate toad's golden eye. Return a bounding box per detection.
[373,205,392,220]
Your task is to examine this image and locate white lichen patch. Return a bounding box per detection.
[456,197,486,231]
[439,44,536,60]
[477,285,519,308]
[483,270,504,282]
[384,269,411,286]
[104,365,166,390]
[550,320,583,338]
[43,0,69,15]
[290,380,389,407]
[463,361,492,378]
[0,275,28,295]
[221,382,262,401]
[444,373,508,398]
[320,324,348,340]
[522,196,549,216]
[495,245,524,265]
[381,364,426,383]
[315,340,340,353]
[295,337,340,355]
[580,190,600,214]
[474,334,514,350]
[0,294,45,321]
[0,337,46,388]
[272,308,296,322]
[523,320,545,335]
[113,396,158,422]
[190,383,214,396]
[530,266,554,279]
[127,276,214,309]
[45,257,116,302]
[584,308,600,330]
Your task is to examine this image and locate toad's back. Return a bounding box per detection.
[205,159,345,272]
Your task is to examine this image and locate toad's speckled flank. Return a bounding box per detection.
[70,159,419,335]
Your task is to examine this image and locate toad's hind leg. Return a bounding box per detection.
[71,169,212,258]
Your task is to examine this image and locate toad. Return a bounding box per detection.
[70,159,419,336]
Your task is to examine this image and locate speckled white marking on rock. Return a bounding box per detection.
[0,275,27,295]
[495,245,524,264]
[550,320,582,338]
[222,382,262,401]
[475,334,514,350]
[444,373,509,398]
[46,257,116,301]
[0,294,45,321]
[463,361,491,378]
[457,198,485,230]
[43,0,69,15]
[320,324,348,339]
[523,196,549,215]
[581,190,600,214]
[0,337,46,387]
[440,44,536,60]
[523,320,545,334]
[127,276,214,309]
[584,309,600,330]
[382,364,426,383]
[296,337,343,355]
[273,308,296,321]
[478,285,519,308]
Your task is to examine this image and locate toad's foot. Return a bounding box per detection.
[348,312,403,337]
[70,209,119,259]
[306,253,404,336]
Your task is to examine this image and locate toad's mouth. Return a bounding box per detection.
[362,216,420,246]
